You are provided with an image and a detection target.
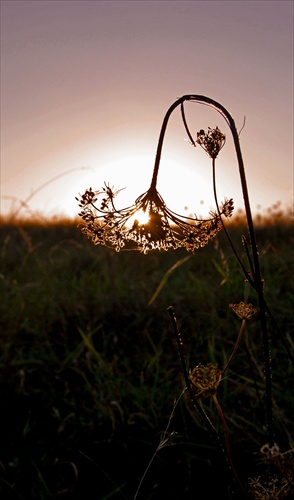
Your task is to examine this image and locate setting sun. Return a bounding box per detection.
[1,2,293,497]
[59,147,220,222]
[1,1,293,222]
[127,208,150,228]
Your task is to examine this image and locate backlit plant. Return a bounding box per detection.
[76,117,233,254]
[76,95,293,499]
[77,182,233,253]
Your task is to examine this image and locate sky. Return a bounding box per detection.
[1,0,293,220]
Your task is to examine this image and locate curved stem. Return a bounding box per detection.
[153,95,274,447]
[150,97,186,191]
[181,102,196,146]
[151,94,258,274]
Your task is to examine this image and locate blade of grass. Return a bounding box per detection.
[148,255,191,306]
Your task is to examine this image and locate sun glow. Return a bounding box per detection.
[3,142,227,222]
[76,172,234,253]
[96,154,216,214]
[72,153,218,223]
[127,209,150,228]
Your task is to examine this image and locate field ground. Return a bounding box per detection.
[0,217,293,498]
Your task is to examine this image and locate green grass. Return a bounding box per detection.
[0,219,293,498]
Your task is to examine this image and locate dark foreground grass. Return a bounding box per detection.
[0,219,293,499]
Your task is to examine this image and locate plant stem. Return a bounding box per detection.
[151,94,273,448]
[167,306,248,498]
[222,319,246,375]
[211,157,253,284]
[212,394,248,499]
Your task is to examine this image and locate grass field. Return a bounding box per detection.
[0,215,293,499]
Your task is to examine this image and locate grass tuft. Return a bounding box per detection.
[0,217,293,497]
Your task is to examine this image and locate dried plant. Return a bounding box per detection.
[77,184,233,253]
[76,94,292,499]
[229,301,258,320]
[190,362,222,399]
[77,165,234,253]
[196,126,226,159]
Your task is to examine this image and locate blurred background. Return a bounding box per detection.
[1,0,293,220]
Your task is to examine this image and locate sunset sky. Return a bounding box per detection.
[1,0,293,220]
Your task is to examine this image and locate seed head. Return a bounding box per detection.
[229,302,257,320]
[190,363,222,398]
[196,127,226,159]
[76,183,234,253]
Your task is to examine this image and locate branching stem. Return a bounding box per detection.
[167,306,248,499]
[153,95,274,448]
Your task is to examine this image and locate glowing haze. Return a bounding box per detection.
[1,1,293,220]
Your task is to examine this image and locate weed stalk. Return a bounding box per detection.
[152,95,274,449]
[167,306,248,499]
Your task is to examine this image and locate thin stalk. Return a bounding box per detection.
[167,306,248,499]
[212,394,248,499]
[150,97,186,191]
[264,300,294,366]
[210,154,273,446]
[241,235,256,283]
[133,389,185,500]
[211,157,254,285]
[152,94,274,448]
[222,319,246,375]
[181,101,196,146]
[167,307,217,433]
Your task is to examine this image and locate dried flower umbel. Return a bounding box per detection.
[190,363,222,398]
[230,301,257,320]
[77,183,234,253]
[196,127,226,159]
[77,98,235,253]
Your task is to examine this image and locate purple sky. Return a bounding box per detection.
[1,0,293,219]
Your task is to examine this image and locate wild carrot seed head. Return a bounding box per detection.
[190,363,222,398]
[196,127,226,159]
[76,183,234,253]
